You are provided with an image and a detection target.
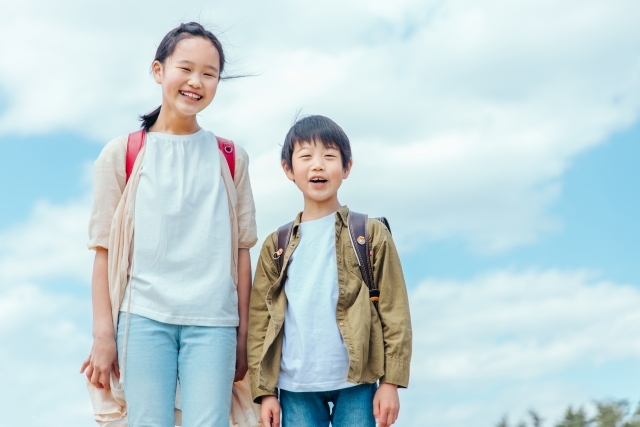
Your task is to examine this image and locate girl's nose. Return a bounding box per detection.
[188,76,203,88]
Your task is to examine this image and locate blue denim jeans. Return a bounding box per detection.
[116,313,236,427]
[280,383,377,427]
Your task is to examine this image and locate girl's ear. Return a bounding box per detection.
[151,60,163,84]
[282,160,295,181]
[342,159,353,179]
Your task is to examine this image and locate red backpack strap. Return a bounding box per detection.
[216,136,235,180]
[126,130,146,182]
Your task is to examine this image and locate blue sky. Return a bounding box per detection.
[1,1,639,426]
[403,122,640,286]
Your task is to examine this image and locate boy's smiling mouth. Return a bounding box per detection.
[179,90,202,100]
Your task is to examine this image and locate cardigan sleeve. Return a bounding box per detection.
[87,136,127,250]
[233,144,258,249]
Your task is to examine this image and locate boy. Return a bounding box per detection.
[248,115,412,427]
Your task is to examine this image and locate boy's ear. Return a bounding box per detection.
[151,60,163,84]
[282,159,295,181]
[342,159,353,179]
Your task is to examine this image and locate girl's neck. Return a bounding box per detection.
[149,106,200,135]
[300,198,342,223]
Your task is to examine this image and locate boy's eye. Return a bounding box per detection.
[180,67,190,72]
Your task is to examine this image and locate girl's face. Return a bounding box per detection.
[152,37,221,119]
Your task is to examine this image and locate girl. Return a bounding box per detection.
[80,22,259,427]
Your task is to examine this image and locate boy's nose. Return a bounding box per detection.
[311,160,325,170]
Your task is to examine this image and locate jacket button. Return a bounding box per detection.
[340,290,345,295]
[340,322,344,326]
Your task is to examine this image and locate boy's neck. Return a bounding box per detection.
[300,198,343,222]
[150,106,200,135]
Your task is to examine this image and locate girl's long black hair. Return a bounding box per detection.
[139,22,226,131]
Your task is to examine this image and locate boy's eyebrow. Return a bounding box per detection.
[176,59,219,72]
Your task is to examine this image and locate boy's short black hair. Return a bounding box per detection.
[281,115,352,171]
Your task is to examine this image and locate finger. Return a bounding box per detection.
[392,403,400,424]
[90,367,103,388]
[100,370,111,391]
[113,362,120,379]
[80,357,90,373]
[260,410,271,427]
[378,407,389,427]
[373,398,380,420]
[386,409,396,426]
[85,365,94,382]
[86,365,95,382]
[273,409,281,427]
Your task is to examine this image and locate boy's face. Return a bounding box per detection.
[282,140,352,207]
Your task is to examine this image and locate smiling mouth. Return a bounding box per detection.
[310,178,327,184]
[180,90,202,100]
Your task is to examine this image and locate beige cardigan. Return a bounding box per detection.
[87,135,260,427]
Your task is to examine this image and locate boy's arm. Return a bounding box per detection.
[248,233,280,403]
[371,221,413,388]
[235,248,251,382]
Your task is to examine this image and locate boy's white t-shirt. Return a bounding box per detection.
[277,212,354,392]
[120,129,238,327]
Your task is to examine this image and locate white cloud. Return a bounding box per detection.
[0,283,93,426]
[0,196,94,287]
[3,0,637,251]
[399,269,640,426]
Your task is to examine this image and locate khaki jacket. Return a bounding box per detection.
[248,206,412,403]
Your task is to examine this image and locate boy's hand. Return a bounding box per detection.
[373,383,400,427]
[234,332,248,382]
[79,335,119,390]
[260,395,281,427]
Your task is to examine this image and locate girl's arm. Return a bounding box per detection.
[234,248,251,382]
[80,248,119,389]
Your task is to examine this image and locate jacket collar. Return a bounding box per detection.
[291,205,350,236]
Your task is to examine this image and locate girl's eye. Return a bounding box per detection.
[180,67,190,72]
[204,73,216,78]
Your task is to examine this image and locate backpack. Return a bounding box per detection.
[125,129,236,182]
[274,211,391,308]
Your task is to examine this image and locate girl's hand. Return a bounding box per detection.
[260,396,281,427]
[80,335,119,390]
[234,332,248,382]
[373,383,400,427]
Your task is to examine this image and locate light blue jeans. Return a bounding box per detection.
[116,313,236,427]
[280,383,377,427]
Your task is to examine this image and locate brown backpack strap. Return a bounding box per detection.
[349,212,393,307]
[348,212,379,305]
[374,217,391,234]
[274,221,294,273]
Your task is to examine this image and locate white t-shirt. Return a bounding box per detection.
[120,129,238,327]
[277,213,354,392]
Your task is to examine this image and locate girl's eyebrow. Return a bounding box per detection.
[176,59,219,72]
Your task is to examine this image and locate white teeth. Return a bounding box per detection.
[180,91,201,99]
